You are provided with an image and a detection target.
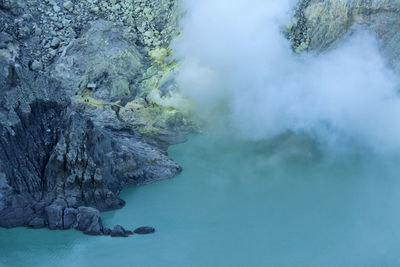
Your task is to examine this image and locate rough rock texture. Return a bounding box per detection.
[53,20,144,102]
[0,0,193,236]
[51,19,193,143]
[0,54,181,235]
[287,0,400,69]
[0,0,180,69]
[111,225,133,237]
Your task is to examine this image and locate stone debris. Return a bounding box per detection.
[0,0,193,236]
[0,0,180,69]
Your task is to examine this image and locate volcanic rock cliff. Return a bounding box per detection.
[287,0,400,70]
[3,0,400,236]
[0,0,193,235]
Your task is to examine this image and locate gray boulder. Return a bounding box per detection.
[45,205,64,230]
[110,225,133,237]
[52,20,143,102]
[0,42,181,235]
[76,207,103,235]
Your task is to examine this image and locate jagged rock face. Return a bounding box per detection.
[288,0,400,68]
[0,52,181,234]
[0,0,192,236]
[51,19,194,148]
[0,0,180,69]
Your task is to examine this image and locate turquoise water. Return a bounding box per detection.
[1,133,400,266]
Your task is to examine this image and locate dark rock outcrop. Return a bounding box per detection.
[110,225,133,237]
[134,226,155,235]
[76,207,103,235]
[0,48,181,235]
[0,0,194,236]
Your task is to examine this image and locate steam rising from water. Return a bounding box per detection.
[173,0,400,154]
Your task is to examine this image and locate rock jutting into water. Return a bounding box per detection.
[0,0,194,236]
[133,226,156,234]
[1,0,400,237]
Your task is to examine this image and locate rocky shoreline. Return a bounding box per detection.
[2,0,400,237]
[0,0,193,236]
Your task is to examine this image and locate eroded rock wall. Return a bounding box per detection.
[288,0,400,69]
[0,54,181,234]
[0,0,191,236]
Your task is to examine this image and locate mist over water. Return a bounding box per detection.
[3,134,400,267]
[4,2,400,267]
[173,0,400,154]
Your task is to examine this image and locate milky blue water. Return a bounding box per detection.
[1,133,400,267]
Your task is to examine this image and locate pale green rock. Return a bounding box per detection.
[51,20,143,102]
[51,18,195,136]
[52,4,60,12]
[30,60,42,71]
[50,37,60,48]
[63,1,73,11]
[149,47,170,63]
[288,0,400,69]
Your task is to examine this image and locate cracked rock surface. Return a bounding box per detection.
[0,55,182,235]
[287,0,400,70]
[0,0,192,236]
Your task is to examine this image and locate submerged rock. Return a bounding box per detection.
[134,226,155,235]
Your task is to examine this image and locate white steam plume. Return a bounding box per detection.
[173,0,400,154]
